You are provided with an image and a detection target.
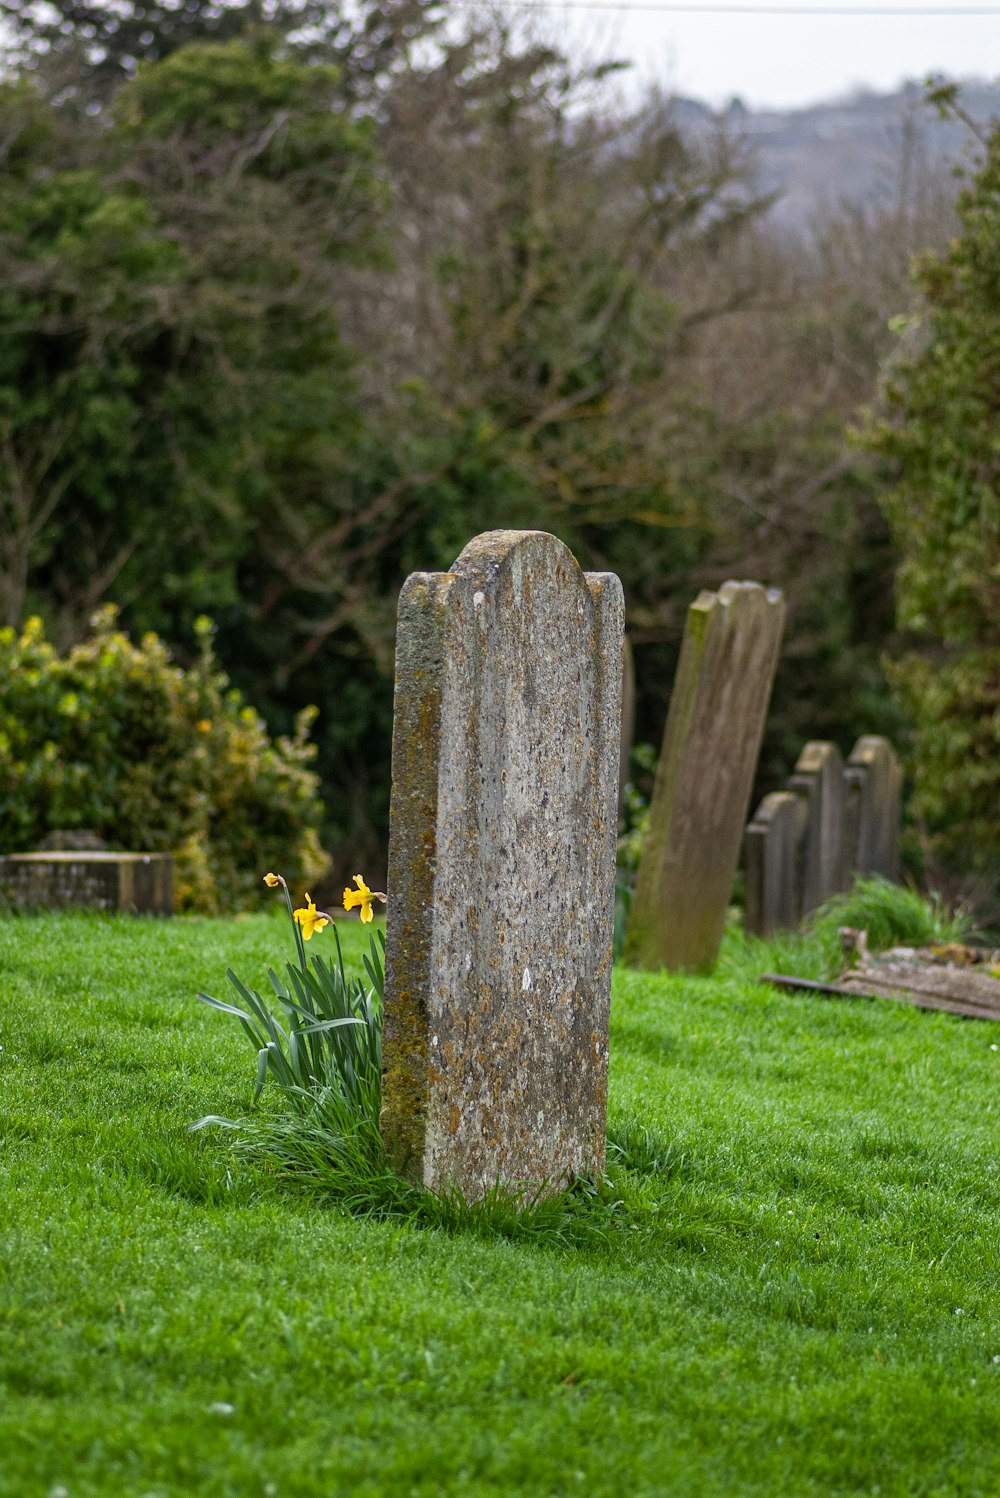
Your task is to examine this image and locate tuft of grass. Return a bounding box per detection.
[721,875,975,984]
[808,874,974,961]
[212,1105,649,1250]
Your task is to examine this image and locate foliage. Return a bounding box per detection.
[0,0,444,102]
[0,609,327,910]
[0,10,966,868]
[196,875,383,1149]
[0,44,378,642]
[864,110,1000,905]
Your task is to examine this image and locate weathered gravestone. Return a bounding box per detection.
[744,791,806,938]
[744,735,902,937]
[788,740,845,916]
[845,736,901,881]
[380,531,624,1198]
[0,851,174,914]
[625,581,785,973]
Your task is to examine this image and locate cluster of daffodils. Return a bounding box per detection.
[263,870,386,936]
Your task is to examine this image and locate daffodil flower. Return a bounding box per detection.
[342,874,387,924]
[293,893,331,940]
[263,871,282,888]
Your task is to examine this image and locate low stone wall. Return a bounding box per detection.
[0,852,174,915]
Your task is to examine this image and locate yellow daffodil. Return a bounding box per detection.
[342,874,386,924]
[263,872,281,888]
[293,893,331,940]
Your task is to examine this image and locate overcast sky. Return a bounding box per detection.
[480,1,999,110]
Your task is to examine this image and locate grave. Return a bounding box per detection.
[744,791,806,938]
[380,530,624,1199]
[845,736,901,881]
[744,734,901,937]
[625,580,785,973]
[762,944,1000,1023]
[787,740,846,917]
[0,851,174,914]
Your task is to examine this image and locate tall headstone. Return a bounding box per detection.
[625,581,785,973]
[744,791,806,938]
[788,740,846,916]
[845,736,901,881]
[380,531,624,1199]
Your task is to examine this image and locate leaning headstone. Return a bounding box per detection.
[845,736,901,881]
[380,530,624,1199]
[744,791,807,938]
[625,581,785,973]
[787,740,846,916]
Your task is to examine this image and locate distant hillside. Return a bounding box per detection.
[674,81,998,232]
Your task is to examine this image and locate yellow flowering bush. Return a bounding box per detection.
[0,608,328,911]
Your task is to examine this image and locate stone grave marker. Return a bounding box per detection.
[625,581,785,973]
[845,736,901,881]
[0,851,174,914]
[744,791,806,938]
[380,530,624,1199]
[788,740,845,916]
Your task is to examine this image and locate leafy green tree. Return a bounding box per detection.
[0,0,442,102]
[0,38,397,861]
[0,39,378,640]
[865,109,1000,902]
[0,5,963,875]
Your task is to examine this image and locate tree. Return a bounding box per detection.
[0,40,380,644]
[0,0,443,104]
[0,5,970,874]
[865,104,1000,905]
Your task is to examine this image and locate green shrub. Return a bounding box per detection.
[0,608,328,910]
[863,110,1000,904]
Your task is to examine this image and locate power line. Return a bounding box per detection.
[450,3,1000,14]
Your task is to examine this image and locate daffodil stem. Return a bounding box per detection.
[282,882,307,970]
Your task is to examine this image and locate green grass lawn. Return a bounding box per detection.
[1,908,999,1498]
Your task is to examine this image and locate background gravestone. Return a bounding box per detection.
[845,736,901,881]
[625,581,785,973]
[0,851,173,913]
[788,740,845,916]
[380,530,624,1199]
[744,791,806,938]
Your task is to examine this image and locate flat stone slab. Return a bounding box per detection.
[380,530,624,1198]
[0,852,174,914]
[761,946,1000,1022]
